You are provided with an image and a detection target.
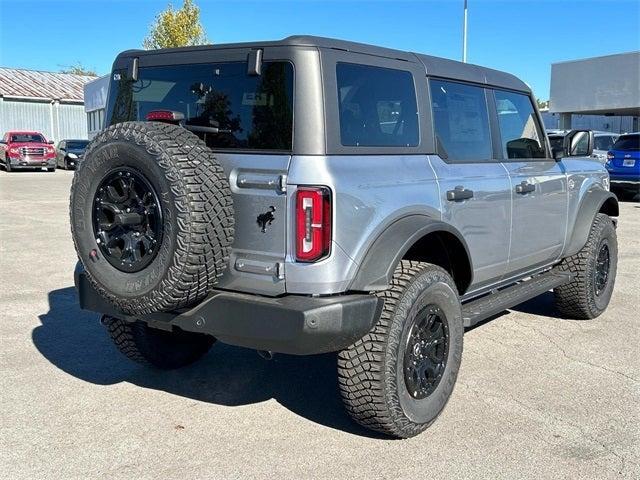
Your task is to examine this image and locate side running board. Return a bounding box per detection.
[461,270,573,327]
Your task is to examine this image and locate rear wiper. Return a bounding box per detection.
[183,124,232,134]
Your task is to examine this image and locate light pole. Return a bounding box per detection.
[462,0,468,63]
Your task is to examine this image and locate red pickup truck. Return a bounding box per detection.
[0,131,57,172]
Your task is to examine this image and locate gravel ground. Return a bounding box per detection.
[1,169,638,480]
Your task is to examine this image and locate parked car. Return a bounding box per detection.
[592,131,619,162]
[70,36,619,439]
[57,139,89,170]
[606,132,640,199]
[0,131,56,172]
[547,130,618,164]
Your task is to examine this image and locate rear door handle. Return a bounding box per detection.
[446,186,474,202]
[515,181,535,194]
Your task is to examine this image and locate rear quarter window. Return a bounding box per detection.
[336,63,419,147]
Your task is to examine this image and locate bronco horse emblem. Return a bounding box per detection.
[257,206,276,233]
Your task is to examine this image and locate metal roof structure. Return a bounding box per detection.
[0,67,96,103]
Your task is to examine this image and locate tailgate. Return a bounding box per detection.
[214,153,290,296]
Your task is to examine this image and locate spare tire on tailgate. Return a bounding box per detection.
[70,121,234,315]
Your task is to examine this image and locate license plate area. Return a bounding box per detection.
[622,159,635,167]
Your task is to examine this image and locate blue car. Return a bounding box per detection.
[606,132,639,199]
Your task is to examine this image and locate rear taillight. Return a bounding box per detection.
[607,151,615,161]
[295,187,331,262]
[145,110,185,122]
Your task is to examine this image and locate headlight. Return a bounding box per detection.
[68,152,78,159]
[46,146,55,154]
[9,147,19,154]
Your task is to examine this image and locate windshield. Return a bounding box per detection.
[11,133,45,143]
[594,135,616,151]
[612,134,639,151]
[107,61,294,151]
[67,140,89,150]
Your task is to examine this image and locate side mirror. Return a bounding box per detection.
[48,140,55,144]
[563,130,594,158]
[0,140,6,145]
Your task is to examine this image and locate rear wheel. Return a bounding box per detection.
[554,213,617,319]
[338,261,463,438]
[102,315,215,369]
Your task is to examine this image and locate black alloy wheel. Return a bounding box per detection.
[593,242,610,296]
[403,304,449,399]
[92,167,163,273]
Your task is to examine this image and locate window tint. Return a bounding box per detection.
[337,63,418,147]
[494,90,546,159]
[430,79,492,161]
[107,62,294,151]
[612,134,639,151]
[67,140,89,150]
[594,135,616,151]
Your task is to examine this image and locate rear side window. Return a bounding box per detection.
[494,90,546,159]
[107,61,294,151]
[430,79,492,161]
[337,63,418,147]
[612,134,639,151]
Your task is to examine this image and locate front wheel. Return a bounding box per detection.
[338,261,464,438]
[5,158,12,172]
[554,213,618,319]
[102,316,215,369]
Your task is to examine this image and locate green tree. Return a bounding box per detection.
[143,0,208,50]
[59,62,97,76]
[536,98,549,110]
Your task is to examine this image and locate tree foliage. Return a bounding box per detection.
[143,0,208,50]
[59,62,97,76]
[536,98,549,110]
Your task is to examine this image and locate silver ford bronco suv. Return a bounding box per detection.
[71,36,619,438]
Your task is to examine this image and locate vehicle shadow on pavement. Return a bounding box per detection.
[509,291,566,319]
[33,287,387,439]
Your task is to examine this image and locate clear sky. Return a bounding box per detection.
[1,0,638,99]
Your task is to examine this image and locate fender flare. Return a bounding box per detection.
[564,188,619,257]
[349,215,473,292]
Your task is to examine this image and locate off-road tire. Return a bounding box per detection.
[102,315,215,369]
[554,213,617,319]
[70,121,234,315]
[338,261,464,438]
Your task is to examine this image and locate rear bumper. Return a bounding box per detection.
[75,270,382,355]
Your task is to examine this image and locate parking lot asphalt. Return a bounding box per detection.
[0,169,638,480]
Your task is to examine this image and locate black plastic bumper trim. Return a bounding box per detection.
[75,270,382,355]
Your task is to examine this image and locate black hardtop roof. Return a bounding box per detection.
[117,35,530,92]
